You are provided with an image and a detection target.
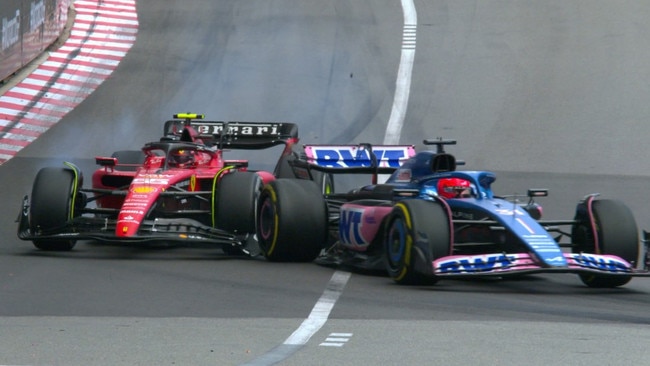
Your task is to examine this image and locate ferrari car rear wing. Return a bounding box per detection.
[163,116,298,149]
[290,143,416,176]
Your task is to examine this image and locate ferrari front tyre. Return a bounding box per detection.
[572,199,638,288]
[214,171,262,234]
[257,179,327,262]
[29,167,78,251]
[385,199,451,285]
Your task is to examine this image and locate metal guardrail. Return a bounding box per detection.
[0,0,72,83]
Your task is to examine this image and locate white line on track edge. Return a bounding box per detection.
[283,270,351,345]
[244,3,417,364]
[240,271,351,366]
[383,0,417,145]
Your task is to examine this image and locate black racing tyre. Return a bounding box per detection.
[30,167,78,251]
[572,199,638,288]
[385,199,451,285]
[214,171,262,234]
[111,150,145,171]
[257,179,327,262]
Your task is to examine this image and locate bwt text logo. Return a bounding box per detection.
[436,254,516,274]
[2,10,20,51]
[311,147,409,168]
[571,254,630,272]
[339,208,365,246]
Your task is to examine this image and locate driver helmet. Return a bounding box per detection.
[437,178,472,199]
[169,149,195,167]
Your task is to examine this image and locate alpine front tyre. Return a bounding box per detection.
[385,199,451,285]
[573,198,638,288]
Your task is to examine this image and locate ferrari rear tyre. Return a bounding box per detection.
[385,199,451,285]
[257,179,327,262]
[573,199,638,288]
[30,167,78,251]
[214,171,262,234]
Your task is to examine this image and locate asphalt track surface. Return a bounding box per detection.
[3,1,650,365]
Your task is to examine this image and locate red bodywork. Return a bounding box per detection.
[17,116,300,251]
[92,144,279,238]
[88,118,298,239]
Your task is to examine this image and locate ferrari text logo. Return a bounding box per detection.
[196,123,280,136]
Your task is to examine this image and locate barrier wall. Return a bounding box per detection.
[0,0,71,82]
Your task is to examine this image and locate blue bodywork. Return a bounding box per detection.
[301,141,650,286]
[380,151,568,268]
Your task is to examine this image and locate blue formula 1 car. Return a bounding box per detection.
[256,138,650,288]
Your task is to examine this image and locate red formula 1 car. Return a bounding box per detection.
[17,113,301,255]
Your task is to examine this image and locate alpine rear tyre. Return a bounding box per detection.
[257,179,327,262]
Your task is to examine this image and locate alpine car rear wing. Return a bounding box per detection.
[163,114,298,149]
[290,143,416,181]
